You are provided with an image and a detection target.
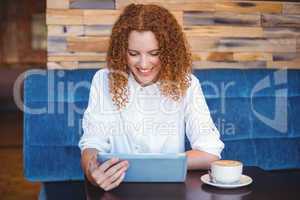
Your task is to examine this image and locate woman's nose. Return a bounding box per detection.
[138,55,148,68]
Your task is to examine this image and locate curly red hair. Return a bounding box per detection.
[106,4,192,110]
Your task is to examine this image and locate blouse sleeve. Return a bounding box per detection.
[78,70,112,153]
[184,75,224,158]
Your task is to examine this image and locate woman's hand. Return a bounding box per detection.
[185,150,219,170]
[91,157,129,191]
[81,148,129,191]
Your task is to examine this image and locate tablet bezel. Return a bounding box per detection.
[97,153,188,182]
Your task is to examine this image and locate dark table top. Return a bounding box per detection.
[42,167,300,200]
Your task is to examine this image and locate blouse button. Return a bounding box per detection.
[135,145,139,151]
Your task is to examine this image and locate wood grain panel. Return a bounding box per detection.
[173,11,183,27]
[83,10,120,25]
[215,2,282,14]
[47,61,78,69]
[46,9,83,25]
[67,36,109,52]
[184,26,263,38]
[216,38,296,53]
[263,27,300,38]
[84,25,112,36]
[184,11,261,26]
[45,1,300,69]
[83,9,183,26]
[272,53,298,61]
[48,25,84,36]
[187,37,218,51]
[283,3,300,15]
[48,52,106,61]
[192,61,266,69]
[188,37,296,53]
[233,52,272,61]
[70,0,115,9]
[116,0,215,11]
[192,52,233,61]
[267,60,300,68]
[262,14,300,28]
[47,0,69,9]
[78,61,106,68]
[47,36,67,52]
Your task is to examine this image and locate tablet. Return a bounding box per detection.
[97,153,187,182]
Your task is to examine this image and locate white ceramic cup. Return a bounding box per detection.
[210,160,243,184]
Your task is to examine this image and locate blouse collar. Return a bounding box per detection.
[128,72,160,95]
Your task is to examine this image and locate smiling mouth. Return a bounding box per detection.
[136,67,153,74]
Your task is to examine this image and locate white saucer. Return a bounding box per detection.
[201,174,253,189]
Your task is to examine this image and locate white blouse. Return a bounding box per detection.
[79,69,224,157]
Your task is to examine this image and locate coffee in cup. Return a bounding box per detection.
[210,160,243,184]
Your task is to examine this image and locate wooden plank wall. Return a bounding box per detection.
[46,0,300,69]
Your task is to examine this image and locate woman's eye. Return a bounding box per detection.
[128,52,138,56]
[150,52,160,56]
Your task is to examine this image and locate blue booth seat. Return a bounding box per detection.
[24,69,300,182]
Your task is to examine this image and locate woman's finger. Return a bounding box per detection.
[91,166,107,186]
[105,160,128,177]
[88,156,99,173]
[108,165,128,183]
[103,172,126,191]
[99,157,119,172]
[93,158,124,187]
[100,165,127,189]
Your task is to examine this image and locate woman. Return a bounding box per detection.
[79,4,224,191]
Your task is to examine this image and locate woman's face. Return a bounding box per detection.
[127,31,161,86]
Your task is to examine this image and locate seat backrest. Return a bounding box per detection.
[24,69,96,181]
[24,69,300,182]
[186,69,300,170]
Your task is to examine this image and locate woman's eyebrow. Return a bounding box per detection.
[128,49,160,53]
[148,49,160,53]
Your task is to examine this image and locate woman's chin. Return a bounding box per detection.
[132,72,159,86]
[137,78,155,86]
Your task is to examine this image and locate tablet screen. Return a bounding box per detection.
[97,153,187,182]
